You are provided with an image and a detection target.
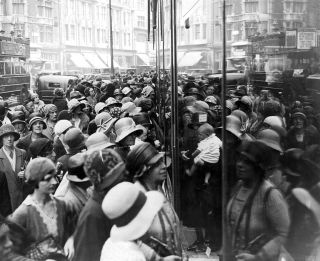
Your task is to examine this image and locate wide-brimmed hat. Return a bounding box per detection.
[262,116,287,137]
[66,153,90,182]
[122,87,132,95]
[126,142,165,178]
[186,100,209,114]
[95,112,117,133]
[54,120,73,136]
[28,116,47,131]
[121,102,142,116]
[102,182,164,241]
[68,99,85,113]
[84,148,125,190]
[205,96,218,105]
[115,117,144,143]
[292,184,320,226]
[63,128,86,152]
[256,129,283,153]
[105,97,122,109]
[85,132,114,153]
[11,111,26,125]
[0,124,20,141]
[94,102,108,114]
[235,96,253,110]
[216,115,242,138]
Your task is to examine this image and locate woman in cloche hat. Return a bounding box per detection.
[126,142,182,257]
[100,182,181,261]
[8,157,74,261]
[16,115,48,160]
[227,140,290,261]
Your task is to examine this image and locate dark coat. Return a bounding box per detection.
[16,133,49,160]
[0,170,12,216]
[52,97,68,114]
[73,191,113,261]
[0,147,26,213]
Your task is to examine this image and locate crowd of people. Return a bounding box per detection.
[0,71,319,261]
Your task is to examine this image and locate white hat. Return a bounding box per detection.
[54,120,73,136]
[122,87,132,95]
[102,182,164,241]
[114,117,143,143]
[85,132,114,153]
[121,102,141,116]
[95,102,108,114]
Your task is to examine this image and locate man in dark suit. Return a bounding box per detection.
[0,124,26,216]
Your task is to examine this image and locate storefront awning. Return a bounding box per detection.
[70,53,91,68]
[178,51,203,67]
[166,51,185,68]
[82,52,107,69]
[97,52,120,68]
[136,53,150,66]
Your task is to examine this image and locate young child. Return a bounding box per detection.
[188,123,222,185]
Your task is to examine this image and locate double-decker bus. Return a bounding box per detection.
[0,35,30,106]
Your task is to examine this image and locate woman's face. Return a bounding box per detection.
[89,88,95,96]
[13,122,25,133]
[236,156,256,181]
[206,86,214,96]
[32,121,44,134]
[48,110,57,122]
[38,174,58,194]
[293,117,304,129]
[2,134,15,149]
[121,133,136,146]
[148,157,167,184]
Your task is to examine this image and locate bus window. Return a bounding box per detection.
[4,62,13,75]
[0,61,5,75]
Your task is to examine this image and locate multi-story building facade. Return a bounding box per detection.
[0,0,150,74]
[160,0,320,73]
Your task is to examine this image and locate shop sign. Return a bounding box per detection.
[0,41,27,56]
[297,30,316,49]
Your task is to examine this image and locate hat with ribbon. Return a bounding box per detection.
[68,99,85,113]
[29,116,47,131]
[126,142,165,179]
[101,181,164,241]
[114,117,144,143]
[121,102,142,116]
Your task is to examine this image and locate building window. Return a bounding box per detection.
[226,23,232,41]
[87,28,92,43]
[0,0,5,15]
[245,22,258,37]
[97,29,101,43]
[39,25,53,43]
[65,24,69,41]
[292,22,303,29]
[12,0,24,15]
[102,6,107,20]
[244,1,258,13]
[202,24,207,39]
[102,29,106,43]
[38,0,53,18]
[285,1,304,13]
[137,16,145,28]
[194,24,201,40]
[137,0,144,9]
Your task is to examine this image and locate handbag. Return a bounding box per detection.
[24,235,67,261]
